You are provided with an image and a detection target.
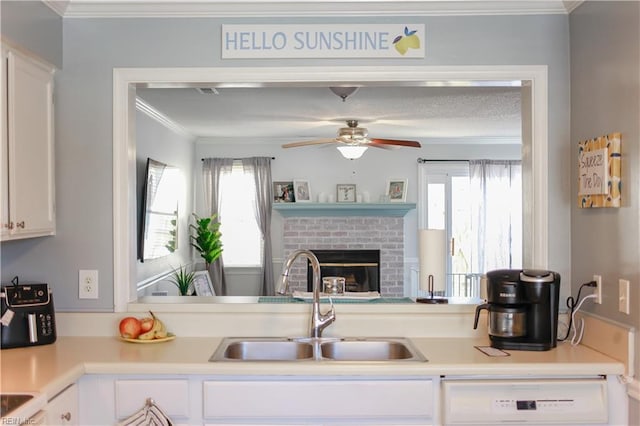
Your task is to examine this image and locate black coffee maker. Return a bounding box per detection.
[473,269,560,351]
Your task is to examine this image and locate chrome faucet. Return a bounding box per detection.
[277,249,336,338]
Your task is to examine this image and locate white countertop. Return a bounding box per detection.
[1,308,629,421]
[1,336,624,399]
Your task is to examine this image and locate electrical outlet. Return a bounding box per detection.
[593,275,602,304]
[619,279,630,314]
[79,269,99,299]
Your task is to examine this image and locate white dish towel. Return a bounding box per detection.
[118,398,173,426]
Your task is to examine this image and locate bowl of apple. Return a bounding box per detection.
[118,311,174,343]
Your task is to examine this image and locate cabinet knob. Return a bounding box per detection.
[16,221,25,229]
[60,412,71,421]
[7,222,13,229]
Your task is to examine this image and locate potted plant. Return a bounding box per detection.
[168,265,195,296]
[189,213,223,272]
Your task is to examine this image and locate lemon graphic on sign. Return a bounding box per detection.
[393,27,420,55]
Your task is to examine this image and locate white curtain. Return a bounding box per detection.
[469,160,522,274]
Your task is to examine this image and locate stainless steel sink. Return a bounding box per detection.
[210,338,314,361]
[210,337,426,362]
[320,338,425,361]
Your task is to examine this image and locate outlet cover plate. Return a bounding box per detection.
[79,269,99,299]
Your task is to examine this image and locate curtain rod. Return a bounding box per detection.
[201,157,275,161]
[417,158,469,163]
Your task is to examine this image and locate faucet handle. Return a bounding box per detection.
[326,296,336,320]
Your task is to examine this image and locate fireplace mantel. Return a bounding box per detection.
[273,202,415,217]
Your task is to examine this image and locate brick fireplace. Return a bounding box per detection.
[282,217,405,297]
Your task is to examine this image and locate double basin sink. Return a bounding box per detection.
[210,337,426,362]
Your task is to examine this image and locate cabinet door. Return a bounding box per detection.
[203,378,434,423]
[5,50,55,240]
[115,379,190,421]
[1,49,8,239]
[44,384,78,425]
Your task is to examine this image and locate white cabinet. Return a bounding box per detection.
[114,379,190,422]
[203,377,435,424]
[1,46,55,241]
[79,374,436,425]
[79,376,193,425]
[44,383,78,425]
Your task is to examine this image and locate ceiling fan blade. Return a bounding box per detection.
[369,138,422,148]
[367,143,397,150]
[282,138,336,148]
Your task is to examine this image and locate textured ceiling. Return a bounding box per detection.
[136,85,522,144]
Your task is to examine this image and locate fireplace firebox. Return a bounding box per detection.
[307,249,380,293]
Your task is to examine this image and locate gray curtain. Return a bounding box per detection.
[202,157,233,295]
[242,157,275,296]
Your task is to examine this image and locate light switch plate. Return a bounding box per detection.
[618,279,630,314]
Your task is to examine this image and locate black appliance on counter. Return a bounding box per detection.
[473,269,560,351]
[1,280,56,349]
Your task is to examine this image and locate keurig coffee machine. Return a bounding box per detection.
[473,269,560,351]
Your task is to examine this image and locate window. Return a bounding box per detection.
[418,160,522,297]
[218,161,263,267]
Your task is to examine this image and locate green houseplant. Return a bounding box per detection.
[190,213,223,270]
[168,265,195,296]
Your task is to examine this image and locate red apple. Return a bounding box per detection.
[139,317,154,332]
[119,316,142,339]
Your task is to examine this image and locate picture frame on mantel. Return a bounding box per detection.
[273,181,295,203]
[336,184,356,203]
[386,179,408,202]
[293,179,311,202]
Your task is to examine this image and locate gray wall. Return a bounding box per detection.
[0,14,571,311]
[569,1,640,419]
[195,140,522,267]
[135,110,196,285]
[0,1,62,68]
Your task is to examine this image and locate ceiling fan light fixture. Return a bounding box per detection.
[337,145,368,160]
[337,125,368,142]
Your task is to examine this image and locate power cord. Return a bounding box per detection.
[558,280,597,343]
[570,293,597,346]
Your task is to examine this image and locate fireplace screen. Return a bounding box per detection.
[307,249,380,292]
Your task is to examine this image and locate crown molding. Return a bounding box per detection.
[562,0,584,14]
[135,97,194,138]
[58,1,573,18]
[42,1,70,16]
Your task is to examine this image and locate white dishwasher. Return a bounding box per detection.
[441,377,624,425]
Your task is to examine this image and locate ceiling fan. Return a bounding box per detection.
[282,119,422,159]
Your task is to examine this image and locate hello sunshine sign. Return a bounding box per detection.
[221,24,425,59]
[578,132,622,208]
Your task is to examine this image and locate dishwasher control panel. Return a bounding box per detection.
[443,378,608,424]
[494,398,577,412]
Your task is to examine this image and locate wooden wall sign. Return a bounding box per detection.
[578,132,621,208]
